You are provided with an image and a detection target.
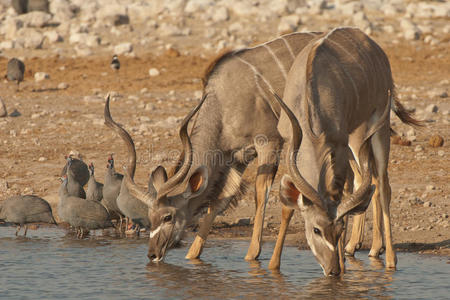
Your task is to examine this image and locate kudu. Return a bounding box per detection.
[268,27,408,275]
[125,30,417,262]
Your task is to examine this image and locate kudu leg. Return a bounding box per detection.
[268,206,294,270]
[345,157,367,256]
[245,142,279,261]
[370,126,396,268]
[185,209,217,259]
[369,179,383,258]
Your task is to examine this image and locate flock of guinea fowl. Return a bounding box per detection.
[1,55,158,238]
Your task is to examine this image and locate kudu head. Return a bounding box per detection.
[272,92,374,276]
[104,93,208,262]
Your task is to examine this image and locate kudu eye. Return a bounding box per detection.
[313,227,321,235]
[163,214,172,223]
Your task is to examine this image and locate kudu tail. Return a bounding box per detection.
[390,90,424,128]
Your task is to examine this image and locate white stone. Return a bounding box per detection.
[34,72,50,82]
[75,46,92,57]
[50,0,75,22]
[18,11,51,28]
[0,41,15,50]
[158,23,184,36]
[414,145,423,152]
[0,97,7,117]
[338,1,363,16]
[69,32,89,44]
[3,18,24,39]
[43,30,62,43]
[85,35,100,47]
[114,42,133,55]
[149,68,160,77]
[38,157,47,162]
[404,28,420,41]
[278,15,301,33]
[16,28,44,49]
[96,5,129,26]
[212,6,229,22]
[185,0,213,13]
[58,82,69,89]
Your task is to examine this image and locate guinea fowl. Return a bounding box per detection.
[7,58,25,91]
[104,95,150,235]
[61,155,90,187]
[101,154,125,226]
[86,163,103,202]
[0,195,57,236]
[63,157,87,199]
[58,175,113,238]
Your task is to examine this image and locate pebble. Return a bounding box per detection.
[114,42,133,55]
[38,157,47,162]
[425,104,438,113]
[9,109,21,117]
[149,68,160,77]
[425,185,435,191]
[0,97,7,117]
[423,201,432,208]
[414,145,423,152]
[437,150,444,157]
[58,82,69,90]
[34,72,50,82]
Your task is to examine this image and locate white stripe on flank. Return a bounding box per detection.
[280,37,296,60]
[236,56,275,92]
[150,225,162,238]
[263,44,288,80]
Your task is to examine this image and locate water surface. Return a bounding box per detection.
[0,227,448,299]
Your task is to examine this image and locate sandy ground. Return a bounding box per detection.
[0,35,449,257]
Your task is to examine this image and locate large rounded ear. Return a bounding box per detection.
[279,175,301,209]
[183,166,208,199]
[148,166,168,196]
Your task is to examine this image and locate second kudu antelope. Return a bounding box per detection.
[125,30,417,263]
[268,27,418,275]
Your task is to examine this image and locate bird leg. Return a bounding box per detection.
[23,225,28,236]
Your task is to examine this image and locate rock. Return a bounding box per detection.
[0,97,7,117]
[233,218,251,226]
[38,156,47,162]
[158,23,190,36]
[34,72,49,81]
[437,150,445,157]
[15,28,44,49]
[406,128,416,137]
[12,0,49,14]
[96,5,129,26]
[114,43,133,55]
[404,28,420,41]
[57,82,69,89]
[49,0,75,22]
[0,41,15,50]
[43,30,62,43]
[149,68,160,77]
[391,135,411,146]
[212,6,229,22]
[185,0,213,14]
[85,35,100,47]
[165,48,180,57]
[278,15,301,34]
[75,46,92,57]
[414,145,423,152]
[18,11,51,27]
[425,104,438,113]
[83,95,103,103]
[69,32,88,44]
[338,1,363,15]
[425,185,435,191]
[428,135,444,147]
[9,109,21,117]
[423,201,432,208]
[3,18,24,39]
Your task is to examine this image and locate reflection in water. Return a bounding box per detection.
[0,227,448,299]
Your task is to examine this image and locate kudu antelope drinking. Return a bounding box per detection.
[267,27,415,275]
[125,30,416,262]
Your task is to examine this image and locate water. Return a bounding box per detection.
[0,227,448,300]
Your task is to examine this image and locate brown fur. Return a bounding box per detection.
[201,49,235,87]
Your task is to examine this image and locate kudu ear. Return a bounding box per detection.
[148,166,168,196]
[183,166,208,199]
[279,175,301,209]
[336,184,375,220]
